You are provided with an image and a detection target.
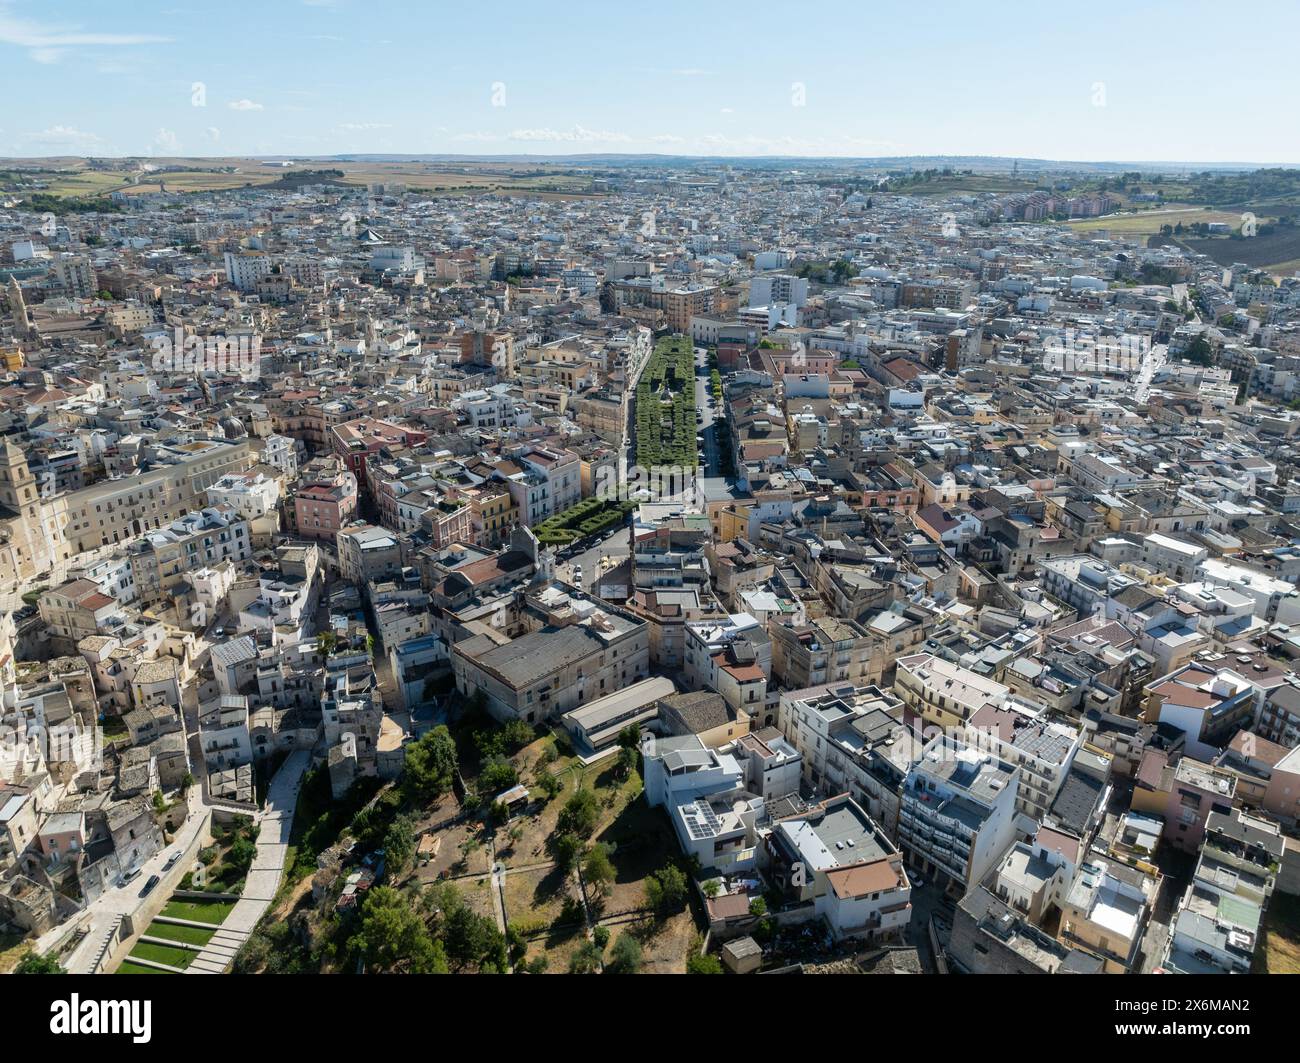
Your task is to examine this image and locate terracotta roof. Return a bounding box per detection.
[1149,680,1216,708]
[1035,825,1081,864]
[826,857,901,899]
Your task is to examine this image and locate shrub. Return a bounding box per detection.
[686,951,723,974]
[557,789,599,838]
[607,934,642,974]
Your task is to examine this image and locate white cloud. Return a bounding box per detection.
[228,99,264,111]
[507,125,633,144]
[691,132,901,156]
[151,128,181,154]
[204,126,221,142]
[0,12,169,63]
[335,122,392,132]
[23,124,104,148]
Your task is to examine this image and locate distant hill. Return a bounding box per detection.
[245,153,1282,175]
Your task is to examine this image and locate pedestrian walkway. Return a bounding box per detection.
[186,749,310,974]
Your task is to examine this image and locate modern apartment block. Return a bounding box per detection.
[963,701,1084,820]
[897,735,1020,893]
[778,683,922,836]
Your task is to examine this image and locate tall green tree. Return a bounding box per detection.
[383,813,417,872]
[402,725,457,804]
[569,940,602,974]
[351,887,447,974]
[583,844,615,896]
[557,788,599,838]
[645,864,687,915]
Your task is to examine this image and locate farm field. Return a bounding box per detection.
[1065,207,1249,235]
[1179,230,1300,273]
[3,157,600,200]
[891,174,1040,196]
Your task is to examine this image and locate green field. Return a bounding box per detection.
[115,961,163,974]
[119,170,279,195]
[36,170,135,197]
[159,898,235,924]
[146,921,217,946]
[127,941,196,970]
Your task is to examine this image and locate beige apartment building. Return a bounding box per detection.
[62,439,256,555]
[127,505,253,605]
[0,437,254,588]
[894,652,1011,732]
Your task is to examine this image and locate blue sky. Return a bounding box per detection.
[2,0,1298,163]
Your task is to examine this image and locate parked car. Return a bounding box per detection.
[163,851,181,871]
[139,874,161,898]
[121,866,142,886]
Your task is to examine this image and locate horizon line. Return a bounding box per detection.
[0,152,1295,171]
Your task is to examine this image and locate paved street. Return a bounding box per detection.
[39,784,212,973]
[694,344,721,476]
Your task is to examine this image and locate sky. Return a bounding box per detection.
[1,0,1298,164]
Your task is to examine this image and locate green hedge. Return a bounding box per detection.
[534,498,636,545]
[635,335,699,470]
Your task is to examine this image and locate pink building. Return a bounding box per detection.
[294,474,358,542]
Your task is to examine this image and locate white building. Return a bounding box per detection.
[206,471,281,521]
[1197,557,1300,623]
[223,251,273,292]
[764,794,912,941]
[261,434,299,477]
[898,735,1020,893]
